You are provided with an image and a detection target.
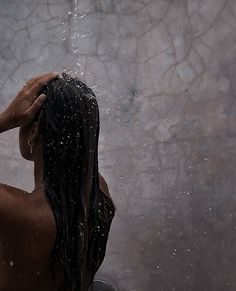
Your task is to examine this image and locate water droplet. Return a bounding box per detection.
[79,13,87,19]
[9,261,14,267]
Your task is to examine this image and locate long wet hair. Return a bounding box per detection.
[34,73,115,290]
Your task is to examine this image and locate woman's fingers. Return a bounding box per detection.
[29,72,59,98]
[22,94,47,124]
[24,72,59,90]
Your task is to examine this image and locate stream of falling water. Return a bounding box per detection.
[60,0,92,79]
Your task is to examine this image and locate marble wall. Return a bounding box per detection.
[0,0,236,290]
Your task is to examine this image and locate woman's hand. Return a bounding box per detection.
[1,72,58,130]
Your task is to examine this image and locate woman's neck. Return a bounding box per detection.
[33,151,44,190]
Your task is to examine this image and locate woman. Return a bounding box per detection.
[0,72,116,290]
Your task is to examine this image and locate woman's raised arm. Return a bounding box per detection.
[0,72,59,133]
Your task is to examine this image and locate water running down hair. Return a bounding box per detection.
[34,73,115,291]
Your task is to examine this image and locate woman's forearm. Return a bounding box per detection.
[0,111,16,133]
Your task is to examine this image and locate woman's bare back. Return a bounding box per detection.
[0,183,64,291]
[0,174,114,291]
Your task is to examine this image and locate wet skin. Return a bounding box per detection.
[0,175,111,291]
[0,183,62,291]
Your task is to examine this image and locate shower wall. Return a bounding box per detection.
[0,0,236,290]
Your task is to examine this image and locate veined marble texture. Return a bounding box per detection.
[0,0,236,290]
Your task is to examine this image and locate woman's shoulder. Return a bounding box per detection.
[98,174,110,198]
[0,184,33,235]
[98,174,116,212]
[0,184,48,227]
[0,183,30,210]
[0,183,34,210]
[0,183,28,197]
